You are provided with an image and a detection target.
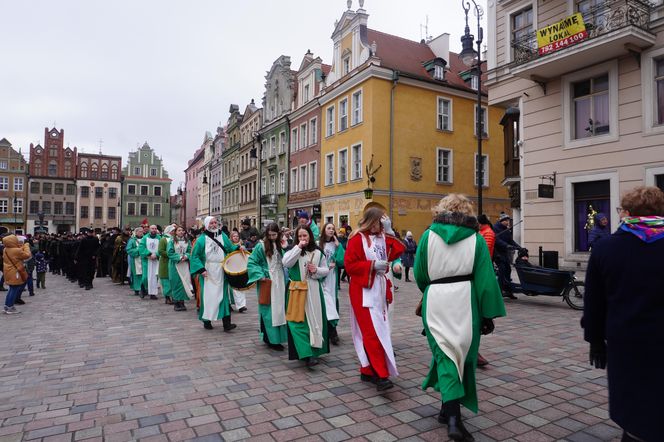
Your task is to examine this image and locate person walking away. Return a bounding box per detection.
[76,228,100,290]
[139,225,161,300]
[414,194,505,441]
[190,216,238,331]
[344,208,405,391]
[35,250,47,289]
[583,186,664,442]
[158,225,175,304]
[282,225,330,367]
[22,238,38,297]
[3,235,31,314]
[402,232,417,282]
[588,212,610,249]
[319,223,345,346]
[167,225,194,312]
[247,222,288,351]
[493,213,520,299]
[126,228,145,296]
[229,230,248,313]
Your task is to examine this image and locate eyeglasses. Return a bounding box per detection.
[615,207,623,215]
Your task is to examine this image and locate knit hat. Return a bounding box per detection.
[297,210,310,220]
[499,213,511,222]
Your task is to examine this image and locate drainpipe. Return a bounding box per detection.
[389,70,399,220]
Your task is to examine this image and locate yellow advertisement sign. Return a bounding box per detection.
[536,12,588,56]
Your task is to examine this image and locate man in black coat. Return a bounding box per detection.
[583,186,664,442]
[75,228,100,290]
[493,213,521,299]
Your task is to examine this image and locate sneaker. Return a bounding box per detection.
[223,324,237,332]
[238,307,247,313]
[4,306,20,314]
[360,374,378,384]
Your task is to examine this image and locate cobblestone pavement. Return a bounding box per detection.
[0,274,620,442]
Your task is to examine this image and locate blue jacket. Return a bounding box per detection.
[588,212,610,249]
[493,221,520,257]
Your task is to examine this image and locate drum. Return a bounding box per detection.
[223,250,255,291]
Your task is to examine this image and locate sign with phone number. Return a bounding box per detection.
[536,12,588,56]
[539,30,588,55]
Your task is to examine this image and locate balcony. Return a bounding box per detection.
[260,194,278,206]
[510,0,654,80]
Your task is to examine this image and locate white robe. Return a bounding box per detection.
[268,245,286,327]
[144,236,159,295]
[201,235,226,321]
[321,242,340,321]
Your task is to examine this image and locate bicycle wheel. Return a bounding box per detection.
[564,280,584,310]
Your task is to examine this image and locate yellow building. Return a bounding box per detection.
[319,5,510,239]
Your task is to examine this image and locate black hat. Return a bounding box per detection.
[80,227,92,234]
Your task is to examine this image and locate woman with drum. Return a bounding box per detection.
[167,225,194,312]
[319,223,345,346]
[229,231,248,313]
[282,225,330,367]
[247,223,288,351]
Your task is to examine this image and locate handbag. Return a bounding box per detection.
[258,279,272,305]
[286,281,308,322]
[5,252,28,283]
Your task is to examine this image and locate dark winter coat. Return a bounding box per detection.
[588,212,610,249]
[493,221,520,258]
[35,252,48,273]
[583,228,664,441]
[401,238,417,267]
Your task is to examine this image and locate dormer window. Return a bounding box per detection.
[434,65,445,81]
[343,57,350,75]
[304,84,310,102]
[471,74,479,90]
[424,58,447,82]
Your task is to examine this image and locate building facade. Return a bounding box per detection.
[487,0,663,266]
[197,132,213,220]
[76,153,122,232]
[238,100,261,227]
[319,5,509,239]
[221,105,242,230]
[27,127,77,234]
[259,56,294,228]
[121,143,171,228]
[287,51,329,228]
[210,126,225,219]
[184,147,204,229]
[0,138,28,234]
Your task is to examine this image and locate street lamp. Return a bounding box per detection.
[460,0,485,216]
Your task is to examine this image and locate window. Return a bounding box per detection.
[140,185,148,196]
[475,153,489,187]
[150,167,157,177]
[339,98,348,131]
[49,148,57,158]
[343,56,350,75]
[511,7,534,59]
[436,148,453,183]
[573,74,609,139]
[108,188,117,199]
[291,128,298,152]
[94,206,102,219]
[0,161,7,170]
[90,163,98,179]
[471,75,479,91]
[66,184,76,195]
[95,187,103,198]
[300,123,307,148]
[326,106,335,136]
[65,202,75,215]
[79,206,89,219]
[134,166,141,175]
[108,207,116,220]
[111,165,118,180]
[434,65,445,81]
[153,204,161,217]
[0,177,7,191]
[573,179,610,251]
[48,162,57,176]
[290,168,298,193]
[33,160,42,176]
[101,164,109,179]
[43,201,52,215]
[261,177,266,195]
[352,91,363,125]
[474,105,488,138]
[279,171,285,194]
[577,0,609,31]
[30,182,39,194]
[299,165,307,191]
[310,118,317,145]
[154,186,162,196]
[325,153,334,186]
[29,201,39,214]
[80,163,88,178]
[80,186,89,198]
[270,136,276,157]
[64,161,72,178]
[280,131,286,153]
[437,98,452,131]
[54,201,63,215]
[303,84,310,102]
[42,182,52,194]
[269,175,276,194]
[54,183,64,195]
[13,178,23,191]
[338,149,348,183]
[261,140,267,160]
[140,203,148,216]
[13,199,23,214]
[0,199,8,214]
[351,144,362,180]
[309,162,317,189]
[127,202,136,216]
[127,184,136,195]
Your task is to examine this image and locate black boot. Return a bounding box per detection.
[203,320,213,330]
[222,315,236,332]
[376,378,394,391]
[438,402,448,424]
[329,325,340,346]
[444,400,474,442]
[165,296,173,305]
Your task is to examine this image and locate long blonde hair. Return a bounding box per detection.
[353,207,385,238]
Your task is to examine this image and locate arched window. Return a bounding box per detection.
[80,162,88,178]
[64,161,72,178]
[47,161,57,177]
[111,165,118,180]
[33,160,42,176]
[90,163,98,179]
[101,164,109,179]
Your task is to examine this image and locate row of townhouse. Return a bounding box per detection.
[0,127,171,235]
[182,2,512,239]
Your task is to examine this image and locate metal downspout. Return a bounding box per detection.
[389,70,399,220]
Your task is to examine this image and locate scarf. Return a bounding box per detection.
[620,216,664,243]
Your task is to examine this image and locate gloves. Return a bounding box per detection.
[589,341,607,369]
[374,260,389,273]
[480,318,495,335]
[381,216,394,236]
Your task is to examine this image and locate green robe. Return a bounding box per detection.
[189,232,237,321]
[126,236,142,291]
[139,233,162,290]
[414,222,506,413]
[310,221,320,241]
[247,241,288,344]
[158,236,171,297]
[167,238,192,302]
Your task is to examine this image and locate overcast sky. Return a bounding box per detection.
[0,0,486,191]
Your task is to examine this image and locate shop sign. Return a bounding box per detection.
[537,12,587,56]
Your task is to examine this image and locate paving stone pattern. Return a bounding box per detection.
[0,274,621,441]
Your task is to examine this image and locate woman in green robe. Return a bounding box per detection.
[247,222,288,351]
[158,225,175,305]
[414,194,506,441]
[167,225,193,312]
[126,227,145,296]
[318,222,345,346]
[282,225,330,367]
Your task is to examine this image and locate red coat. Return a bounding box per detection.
[344,232,405,291]
[479,224,495,259]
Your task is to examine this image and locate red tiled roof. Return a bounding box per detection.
[322,63,332,76]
